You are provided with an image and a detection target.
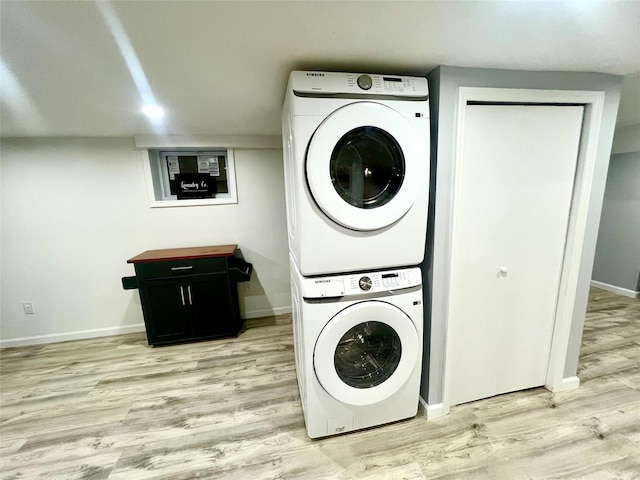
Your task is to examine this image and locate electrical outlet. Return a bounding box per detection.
[22,302,35,315]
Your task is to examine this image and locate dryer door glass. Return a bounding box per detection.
[334,321,402,388]
[330,127,405,209]
[306,101,427,231]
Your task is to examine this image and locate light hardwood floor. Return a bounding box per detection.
[1,287,639,479]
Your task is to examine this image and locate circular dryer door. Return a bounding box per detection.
[306,102,425,231]
[314,301,420,406]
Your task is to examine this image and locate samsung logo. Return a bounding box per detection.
[314,279,331,283]
[306,73,325,77]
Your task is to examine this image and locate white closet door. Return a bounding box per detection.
[448,104,584,406]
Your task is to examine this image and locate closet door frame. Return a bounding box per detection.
[441,87,605,416]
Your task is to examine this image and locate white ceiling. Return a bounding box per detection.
[1,1,639,138]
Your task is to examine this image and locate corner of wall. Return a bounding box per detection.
[612,124,640,154]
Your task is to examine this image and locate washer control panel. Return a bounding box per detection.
[348,269,417,293]
[301,267,421,299]
[290,71,428,98]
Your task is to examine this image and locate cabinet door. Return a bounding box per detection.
[141,279,190,343]
[447,104,584,406]
[189,274,238,338]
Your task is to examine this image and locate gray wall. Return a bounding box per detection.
[592,151,640,293]
[421,66,622,405]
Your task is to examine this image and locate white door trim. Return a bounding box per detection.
[441,87,605,415]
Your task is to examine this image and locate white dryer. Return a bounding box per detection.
[290,258,423,438]
[282,71,430,276]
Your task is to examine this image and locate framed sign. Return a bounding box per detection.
[175,173,217,199]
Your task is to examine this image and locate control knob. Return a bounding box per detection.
[359,276,372,291]
[357,74,372,90]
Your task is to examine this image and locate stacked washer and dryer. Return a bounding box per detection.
[281,71,430,438]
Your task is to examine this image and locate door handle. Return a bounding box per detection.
[187,285,193,305]
[179,286,186,305]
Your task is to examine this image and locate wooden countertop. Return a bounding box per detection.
[127,245,237,264]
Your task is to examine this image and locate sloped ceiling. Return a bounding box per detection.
[1,1,639,138]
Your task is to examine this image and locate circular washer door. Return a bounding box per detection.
[306,102,424,231]
[314,301,420,406]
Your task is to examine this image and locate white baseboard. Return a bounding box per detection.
[418,396,446,420]
[242,306,292,320]
[1,307,293,349]
[418,396,428,416]
[558,376,581,392]
[426,403,446,420]
[0,324,146,349]
[591,280,639,299]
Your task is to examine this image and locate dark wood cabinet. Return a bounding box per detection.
[125,245,251,346]
[141,278,190,342]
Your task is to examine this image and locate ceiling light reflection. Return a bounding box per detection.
[96,1,166,133]
[143,105,165,119]
[0,59,45,135]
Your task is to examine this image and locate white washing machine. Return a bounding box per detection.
[282,71,430,276]
[290,258,423,438]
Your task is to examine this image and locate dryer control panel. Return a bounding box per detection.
[301,267,422,299]
[290,71,428,98]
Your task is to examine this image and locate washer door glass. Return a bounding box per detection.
[314,300,420,406]
[334,320,402,388]
[331,127,404,209]
[306,102,427,231]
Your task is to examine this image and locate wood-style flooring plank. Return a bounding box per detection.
[1,293,639,479]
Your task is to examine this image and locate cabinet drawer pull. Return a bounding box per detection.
[180,286,186,306]
[171,266,194,272]
[187,285,193,305]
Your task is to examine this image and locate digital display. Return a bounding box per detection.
[382,273,399,278]
[383,77,402,82]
